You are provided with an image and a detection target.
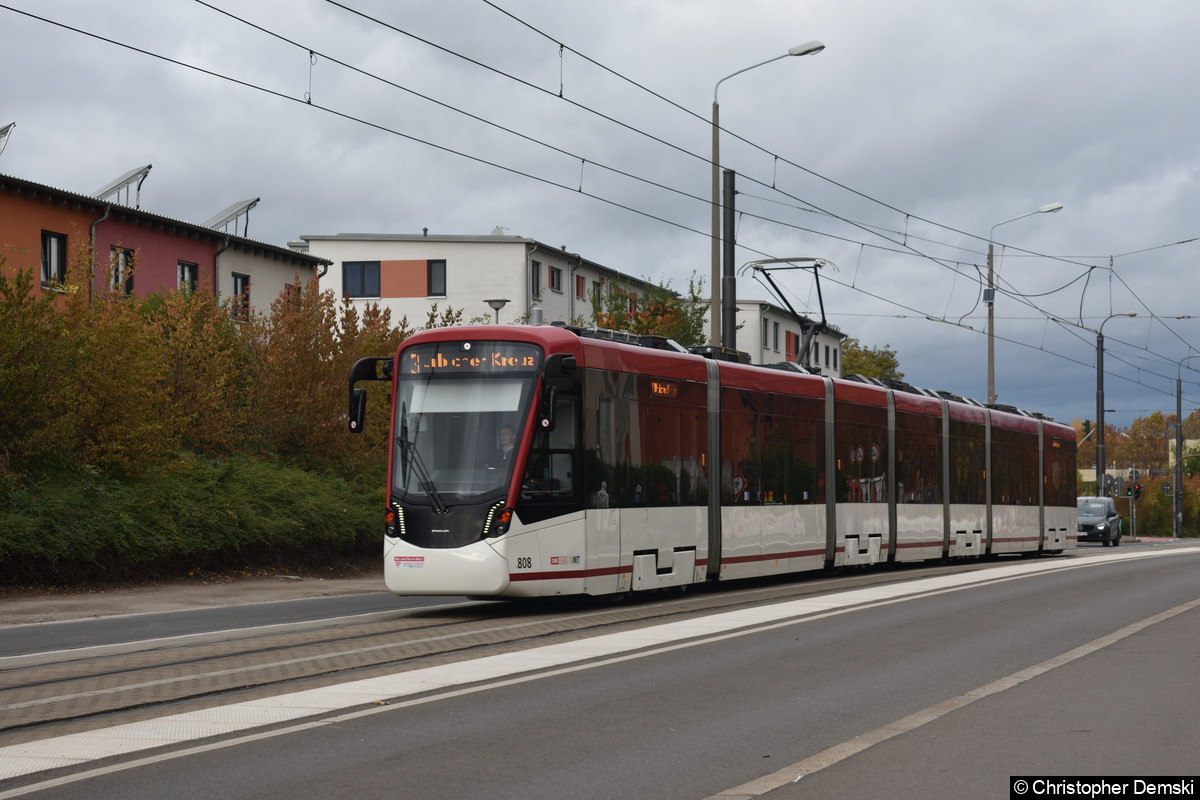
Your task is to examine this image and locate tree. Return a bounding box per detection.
[0,265,75,475]
[589,273,708,346]
[142,288,253,456]
[65,276,178,477]
[1124,412,1170,473]
[840,338,903,380]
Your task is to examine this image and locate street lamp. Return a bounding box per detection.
[485,298,510,324]
[1175,354,1200,538]
[986,202,1063,404]
[710,40,825,347]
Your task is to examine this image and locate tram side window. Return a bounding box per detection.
[834,401,888,503]
[758,393,820,505]
[786,395,824,504]
[585,371,620,508]
[991,426,1037,505]
[521,394,581,513]
[584,371,707,509]
[947,419,986,505]
[721,409,759,504]
[759,411,787,504]
[633,378,707,507]
[633,400,688,506]
[895,410,941,504]
[720,387,767,505]
[1043,437,1076,508]
[722,388,824,506]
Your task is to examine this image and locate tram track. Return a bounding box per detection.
[0,557,1056,742]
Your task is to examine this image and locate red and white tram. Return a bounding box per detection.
[349,323,1076,598]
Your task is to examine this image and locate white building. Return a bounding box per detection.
[292,231,846,374]
[292,231,657,327]
[725,299,846,376]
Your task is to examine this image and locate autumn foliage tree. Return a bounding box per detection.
[143,287,253,456]
[0,265,75,475]
[840,338,903,380]
[0,260,427,582]
[0,264,413,481]
[589,273,708,346]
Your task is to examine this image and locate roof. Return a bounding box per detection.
[0,172,327,268]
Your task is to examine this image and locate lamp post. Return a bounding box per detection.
[485,298,510,324]
[710,40,825,347]
[1175,354,1200,538]
[986,202,1063,404]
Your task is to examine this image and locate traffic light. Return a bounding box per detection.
[1126,483,1133,497]
[1082,420,1092,437]
[1133,483,1143,499]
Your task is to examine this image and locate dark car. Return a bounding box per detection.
[1077,496,1122,546]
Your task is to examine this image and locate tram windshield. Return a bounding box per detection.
[393,341,541,505]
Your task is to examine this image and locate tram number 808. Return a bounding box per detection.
[516,557,533,570]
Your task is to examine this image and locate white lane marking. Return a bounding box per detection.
[707,594,1200,799]
[0,547,1194,794]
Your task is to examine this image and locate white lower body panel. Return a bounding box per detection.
[990,505,1040,554]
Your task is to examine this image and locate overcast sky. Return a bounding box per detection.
[3,0,1199,432]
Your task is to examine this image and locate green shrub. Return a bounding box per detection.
[0,456,383,585]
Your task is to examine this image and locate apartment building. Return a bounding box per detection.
[293,231,658,327]
[0,172,325,313]
[715,300,846,376]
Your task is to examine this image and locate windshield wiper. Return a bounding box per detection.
[397,407,448,514]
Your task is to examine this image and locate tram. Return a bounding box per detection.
[348,323,1076,598]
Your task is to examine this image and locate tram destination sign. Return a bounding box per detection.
[403,342,542,375]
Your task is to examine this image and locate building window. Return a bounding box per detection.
[427,260,446,297]
[762,318,769,348]
[592,280,600,301]
[773,321,780,352]
[549,266,563,293]
[178,261,198,293]
[832,348,838,371]
[41,231,66,285]
[825,344,831,367]
[232,272,251,321]
[110,246,134,295]
[343,261,380,298]
[531,261,542,299]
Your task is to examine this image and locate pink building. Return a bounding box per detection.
[0,172,326,313]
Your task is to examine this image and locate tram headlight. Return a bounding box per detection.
[385,505,406,539]
[484,503,514,537]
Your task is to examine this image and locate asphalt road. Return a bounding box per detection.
[2,541,1198,800]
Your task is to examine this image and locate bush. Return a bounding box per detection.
[0,262,411,586]
[0,456,382,585]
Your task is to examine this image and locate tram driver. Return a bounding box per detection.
[486,423,517,470]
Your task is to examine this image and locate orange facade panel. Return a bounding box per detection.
[380,259,427,298]
[0,193,94,307]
